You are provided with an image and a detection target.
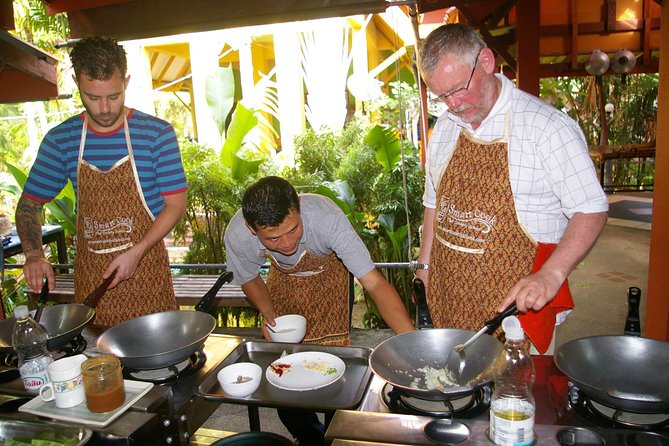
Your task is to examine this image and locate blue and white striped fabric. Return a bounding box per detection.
[23,109,187,217]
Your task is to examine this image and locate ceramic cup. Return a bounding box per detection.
[39,354,87,408]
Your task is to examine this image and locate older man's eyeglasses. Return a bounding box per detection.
[430,53,480,104]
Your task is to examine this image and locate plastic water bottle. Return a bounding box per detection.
[489,316,536,446]
[11,305,54,392]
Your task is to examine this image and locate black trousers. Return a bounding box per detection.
[277,408,334,445]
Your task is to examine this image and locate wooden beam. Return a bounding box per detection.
[0,32,58,85]
[0,70,59,102]
[66,0,389,40]
[643,0,652,66]
[538,63,659,78]
[454,1,518,70]
[541,18,661,35]
[606,0,617,31]
[516,0,539,96]
[645,0,669,340]
[0,0,14,30]
[570,0,578,70]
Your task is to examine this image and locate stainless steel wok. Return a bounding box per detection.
[555,335,669,413]
[369,328,503,400]
[0,304,95,352]
[96,271,233,370]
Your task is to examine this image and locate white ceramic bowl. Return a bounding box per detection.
[267,314,307,343]
[217,362,262,398]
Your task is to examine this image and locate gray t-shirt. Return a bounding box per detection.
[224,194,376,286]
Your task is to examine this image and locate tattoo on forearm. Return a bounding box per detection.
[16,197,45,256]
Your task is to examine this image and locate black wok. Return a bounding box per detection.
[96,271,233,370]
[369,328,503,400]
[555,335,669,413]
[0,304,95,352]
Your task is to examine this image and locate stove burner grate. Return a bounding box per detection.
[381,383,492,419]
[0,334,87,367]
[570,386,669,432]
[123,349,207,383]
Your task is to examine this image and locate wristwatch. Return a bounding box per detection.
[410,261,429,271]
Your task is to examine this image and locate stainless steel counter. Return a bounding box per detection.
[325,410,669,445]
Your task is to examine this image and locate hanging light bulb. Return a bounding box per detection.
[585,49,610,76]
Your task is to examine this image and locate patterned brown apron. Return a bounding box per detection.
[74,115,177,327]
[428,122,573,353]
[266,251,350,345]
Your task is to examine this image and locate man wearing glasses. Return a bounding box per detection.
[414,23,608,354]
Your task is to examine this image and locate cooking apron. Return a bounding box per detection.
[74,115,177,327]
[427,120,573,353]
[266,250,350,345]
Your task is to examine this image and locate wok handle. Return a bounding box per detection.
[195,271,234,312]
[624,286,641,336]
[607,388,664,403]
[483,303,518,335]
[412,278,433,329]
[34,280,50,323]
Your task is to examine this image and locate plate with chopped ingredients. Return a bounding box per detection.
[265,351,345,391]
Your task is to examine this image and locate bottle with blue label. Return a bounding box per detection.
[11,305,54,392]
[489,316,535,446]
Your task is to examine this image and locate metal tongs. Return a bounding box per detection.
[453,302,518,353]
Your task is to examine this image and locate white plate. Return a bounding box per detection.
[265,351,345,391]
[19,380,153,428]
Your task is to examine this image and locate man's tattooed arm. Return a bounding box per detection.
[16,196,45,258]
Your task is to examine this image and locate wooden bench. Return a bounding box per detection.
[28,273,252,309]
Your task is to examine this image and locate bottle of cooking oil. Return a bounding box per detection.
[489,316,535,446]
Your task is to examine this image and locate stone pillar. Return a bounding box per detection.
[273,24,304,166]
[189,32,223,150]
[122,41,156,115]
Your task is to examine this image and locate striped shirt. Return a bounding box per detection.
[424,74,608,244]
[23,109,187,217]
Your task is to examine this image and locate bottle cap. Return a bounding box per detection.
[502,315,525,341]
[13,305,29,319]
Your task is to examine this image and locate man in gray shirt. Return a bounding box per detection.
[224,176,414,446]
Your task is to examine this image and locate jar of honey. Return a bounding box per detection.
[81,355,125,413]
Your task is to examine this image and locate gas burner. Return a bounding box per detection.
[569,386,669,431]
[124,349,207,383]
[55,334,87,358]
[381,383,492,419]
[0,334,87,367]
[0,351,17,367]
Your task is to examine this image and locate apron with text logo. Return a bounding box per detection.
[266,251,350,345]
[74,116,177,327]
[428,122,573,353]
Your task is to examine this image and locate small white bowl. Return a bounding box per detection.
[267,314,307,343]
[217,362,262,398]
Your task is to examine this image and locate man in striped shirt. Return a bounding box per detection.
[16,36,187,325]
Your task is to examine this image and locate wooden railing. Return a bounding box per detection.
[589,142,655,192]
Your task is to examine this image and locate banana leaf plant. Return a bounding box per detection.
[205,65,264,182]
[1,161,76,236]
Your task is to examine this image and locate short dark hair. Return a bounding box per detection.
[70,36,127,80]
[242,176,300,230]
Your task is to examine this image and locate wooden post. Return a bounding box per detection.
[645,0,669,341]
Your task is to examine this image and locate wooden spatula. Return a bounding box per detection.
[83,271,116,308]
